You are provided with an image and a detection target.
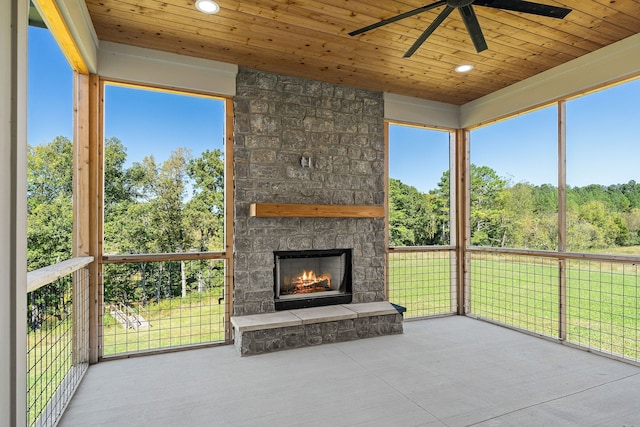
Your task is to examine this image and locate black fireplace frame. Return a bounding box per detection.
[273,248,353,311]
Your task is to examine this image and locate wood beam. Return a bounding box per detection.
[33,0,88,73]
[250,203,385,218]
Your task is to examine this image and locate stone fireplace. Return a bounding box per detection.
[274,248,352,310]
[231,67,402,354]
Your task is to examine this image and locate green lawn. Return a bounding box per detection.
[102,287,226,355]
[28,249,640,425]
[27,315,76,426]
[387,248,640,361]
[388,251,454,318]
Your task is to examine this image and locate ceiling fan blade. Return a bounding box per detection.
[403,6,455,58]
[459,5,488,53]
[349,1,446,36]
[473,0,571,19]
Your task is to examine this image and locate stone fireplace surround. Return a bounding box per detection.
[232,67,402,355]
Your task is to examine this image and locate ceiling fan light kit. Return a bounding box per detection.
[349,0,572,56]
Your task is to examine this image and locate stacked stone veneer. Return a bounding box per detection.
[232,303,403,356]
[233,67,387,317]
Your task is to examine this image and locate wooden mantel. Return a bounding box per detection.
[249,203,385,218]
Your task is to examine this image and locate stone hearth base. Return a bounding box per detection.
[231,302,403,356]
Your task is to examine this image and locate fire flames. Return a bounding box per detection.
[286,270,331,294]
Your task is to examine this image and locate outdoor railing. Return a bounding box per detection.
[467,247,640,364]
[387,246,457,319]
[388,245,640,364]
[27,256,93,427]
[101,252,230,357]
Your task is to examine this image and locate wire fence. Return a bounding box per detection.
[467,251,560,338]
[467,249,640,363]
[387,247,457,318]
[26,257,91,427]
[100,256,229,357]
[565,259,640,361]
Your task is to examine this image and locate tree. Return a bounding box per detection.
[429,170,451,245]
[185,149,225,251]
[27,137,74,329]
[27,136,73,269]
[388,178,431,246]
[469,165,507,246]
[150,148,191,253]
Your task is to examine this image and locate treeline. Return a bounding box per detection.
[390,165,640,250]
[27,136,225,327]
[27,136,640,324]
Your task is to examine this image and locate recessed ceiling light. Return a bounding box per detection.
[195,0,220,14]
[455,64,473,73]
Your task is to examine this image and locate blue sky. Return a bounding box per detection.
[29,26,639,193]
[104,86,225,165]
[28,27,73,146]
[392,78,640,192]
[28,26,225,166]
[388,124,451,192]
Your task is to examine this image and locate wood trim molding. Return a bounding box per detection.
[249,203,384,218]
[224,97,234,339]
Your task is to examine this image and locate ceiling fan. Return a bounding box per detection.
[349,0,572,57]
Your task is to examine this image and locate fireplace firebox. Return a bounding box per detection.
[274,249,352,310]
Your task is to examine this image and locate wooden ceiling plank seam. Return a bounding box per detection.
[215,0,583,63]
[340,0,635,53]
[560,0,640,32]
[90,20,491,104]
[87,0,545,84]
[84,0,640,105]
[226,3,568,75]
[85,4,600,99]
[88,13,447,87]
[275,0,594,59]
[90,12,511,96]
[304,0,604,55]
[91,22,486,104]
[86,3,476,82]
[216,0,554,70]
[131,2,616,68]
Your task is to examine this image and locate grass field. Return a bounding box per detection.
[26,287,226,425]
[27,247,640,425]
[102,287,227,355]
[27,316,74,426]
[388,250,455,318]
[387,247,640,361]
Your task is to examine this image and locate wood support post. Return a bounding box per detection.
[383,121,390,301]
[558,100,567,340]
[73,72,90,364]
[88,75,102,363]
[224,97,234,340]
[455,129,469,315]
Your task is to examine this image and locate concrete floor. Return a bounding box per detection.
[59,316,640,426]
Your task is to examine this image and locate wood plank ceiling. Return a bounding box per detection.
[85,0,640,105]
